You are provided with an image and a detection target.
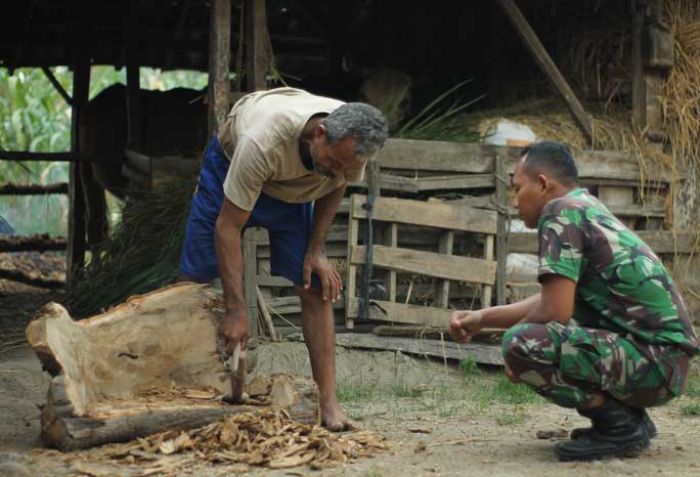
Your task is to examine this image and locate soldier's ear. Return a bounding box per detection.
[537,173,549,192]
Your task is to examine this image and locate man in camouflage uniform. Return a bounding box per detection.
[449,141,698,461]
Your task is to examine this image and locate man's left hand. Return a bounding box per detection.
[303,252,342,302]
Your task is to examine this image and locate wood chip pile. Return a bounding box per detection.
[38,408,389,476]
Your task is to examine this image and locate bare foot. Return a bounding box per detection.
[321,401,359,432]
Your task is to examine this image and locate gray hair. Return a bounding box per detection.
[322,102,389,157]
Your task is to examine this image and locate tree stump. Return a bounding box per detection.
[26,283,318,451]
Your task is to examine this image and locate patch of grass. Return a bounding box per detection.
[459,357,482,378]
[491,375,544,405]
[363,468,383,477]
[337,383,377,402]
[685,376,700,398]
[392,383,428,398]
[495,408,527,426]
[681,402,700,416]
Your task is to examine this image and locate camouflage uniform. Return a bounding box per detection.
[503,188,699,409]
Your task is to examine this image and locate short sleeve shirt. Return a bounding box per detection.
[222,88,365,211]
[537,188,699,355]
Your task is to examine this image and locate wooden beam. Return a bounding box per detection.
[245,0,268,91]
[350,245,497,285]
[507,230,692,255]
[334,333,503,366]
[0,269,64,289]
[67,13,91,285]
[375,138,496,173]
[0,183,68,195]
[125,0,142,149]
[0,151,84,162]
[346,297,452,329]
[351,194,498,235]
[496,0,593,143]
[41,67,72,106]
[208,0,232,134]
[495,152,508,305]
[0,234,66,252]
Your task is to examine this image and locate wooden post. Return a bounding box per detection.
[495,152,508,305]
[208,0,232,135]
[244,0,268,91]
[243,227,262,339]
[67,19,91,284]
[434,231,454,307]
[496,0,593,144]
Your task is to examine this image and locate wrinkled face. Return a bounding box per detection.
[512,157,548,229]
[310,128,366,178]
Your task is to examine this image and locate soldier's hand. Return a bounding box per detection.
[448,310,484,343]
[303,252,342,303]
[220,308,250,355]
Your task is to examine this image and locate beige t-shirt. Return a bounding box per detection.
[222,87,365,211]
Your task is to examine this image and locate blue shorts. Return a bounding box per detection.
[180,136,318,287]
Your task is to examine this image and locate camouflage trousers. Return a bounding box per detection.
[502,322,691,409]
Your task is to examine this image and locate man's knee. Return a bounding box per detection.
[502,323,546,364]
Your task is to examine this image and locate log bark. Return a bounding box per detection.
[26,283,319,451]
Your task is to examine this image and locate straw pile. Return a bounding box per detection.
[661,0,700,172]
[64,177,194,317]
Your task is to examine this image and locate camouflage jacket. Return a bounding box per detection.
[537,188,699,356]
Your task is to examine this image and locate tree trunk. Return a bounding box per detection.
[26,283,318,451]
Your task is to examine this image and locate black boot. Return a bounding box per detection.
[555,399,650,461]
[570,407,657,440]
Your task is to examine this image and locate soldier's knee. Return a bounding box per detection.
[501,323,547,368]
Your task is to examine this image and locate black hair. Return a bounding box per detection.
[519,141,579,185]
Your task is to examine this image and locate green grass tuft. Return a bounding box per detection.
[337,383,377,402]
[681,402,700,416]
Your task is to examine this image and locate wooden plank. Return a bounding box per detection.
[434,231,454,307]
[334,333,503,366]
[245,0,269,91]
[256,286,277,341]
[351,173,495,193]
[351,194,498,235]
[345,199,360,330]
[243,227,260,338]
[482,235,495,307]
[351,245,496,285]
[374,138,495,173]
[387,223,397,302]
[0,183,68,195]
[495,153,508,305]
[346,297,453,327]
[496,0,593,143]
[208,0,232,134]
[508,230,691,255]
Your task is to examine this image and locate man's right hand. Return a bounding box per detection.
[220,309,250,354]
[448,310,484,343]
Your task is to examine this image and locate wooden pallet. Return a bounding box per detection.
[345,194,498,330]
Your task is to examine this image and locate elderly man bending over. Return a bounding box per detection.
[180,87,388,431]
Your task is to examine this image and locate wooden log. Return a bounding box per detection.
[208,0,232,133]
[0,268,64,289]
[25,283,319,451]
[496,0,593,143]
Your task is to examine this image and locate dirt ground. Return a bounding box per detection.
[1,332,699,477]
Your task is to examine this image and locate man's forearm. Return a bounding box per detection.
[481,293,541,329]
[307,184,346,254]
[215,218,246,313]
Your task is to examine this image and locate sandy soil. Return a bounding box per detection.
[1,340,699,477]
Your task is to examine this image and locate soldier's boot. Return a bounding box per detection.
[570,407,657,440]
[554,399,650,462]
